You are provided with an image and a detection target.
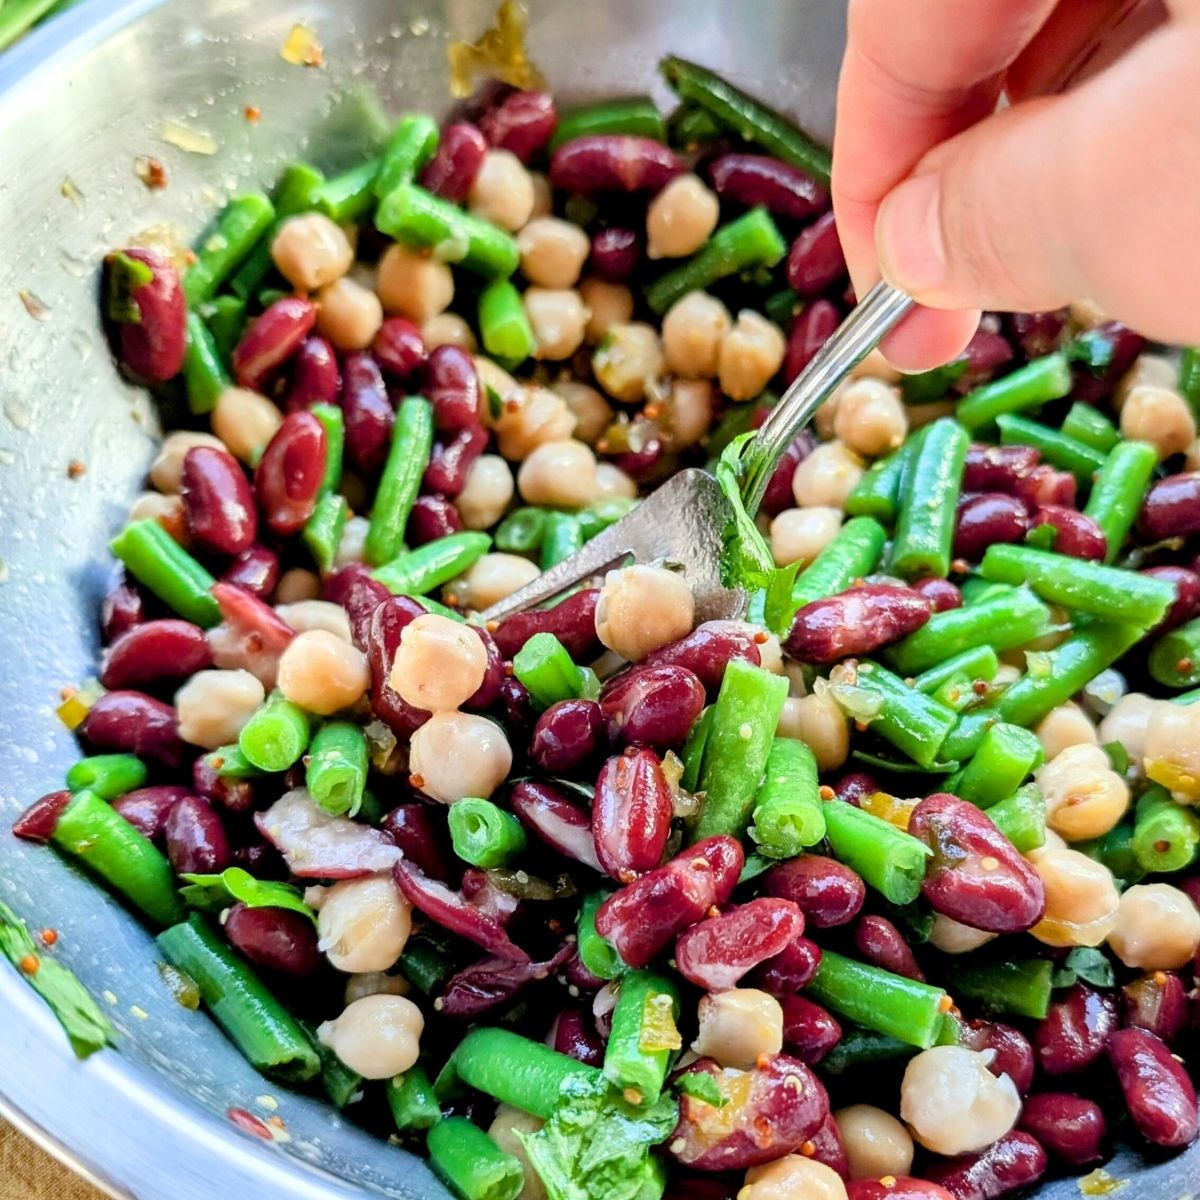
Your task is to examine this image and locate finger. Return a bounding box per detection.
[874,19,1200,345]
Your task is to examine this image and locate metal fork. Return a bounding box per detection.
[481,281,915,624]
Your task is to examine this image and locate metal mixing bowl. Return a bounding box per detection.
[0,2,1193,1197]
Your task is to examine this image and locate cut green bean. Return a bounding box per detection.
[404,592,466,622]
[374,113,440,199]
[479,279,536,365]
[238,690,311,773]
[576,498,636,541]
[668,103,724,148]
[312,157,382,224]
[1132,785,1200,874]
[496,507,549,554]
[552,97,667,147]
[365,396,435,567]
[1060,402,1118,454]
[311,402,345,495]
[1082,440,1158,563]
[790,516,887,611]
[399,934,456,995]
[853,662,958,769]
[901,360,970,405]
[540,513,583,570]
[428,1116,523,1200]
[995,414,1107,484]
[448,798,527,869]
[603,970,681,1104]
[65,753,146,800]
[512,633,587,710]
[748,739,825,858]
[679,705,713,794]
[303,491,347,575]
[201,294,246,365]
[822,1027,914,1075]
[201,744,263,779]
[844,442,913,522]
[183,310,230,415]
[184,193,275,305]
[387,1064,441,1134]
[577,893,625,981]
[306,721,368,817]
[955,351,1073,432]
[987,784,1046,854]
[949,723,1043,808]
[1076,822,1144,888]
[374,532,492,596]
[821,798,930,904]
[110,519,220,628]
[951,959,1054,1021]
[764,287,801,329]
[1150,616,1200,689]
[306,1021,363,1108]
[890,418,968,580]
[913,646,999,696]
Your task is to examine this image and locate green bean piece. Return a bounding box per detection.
[949,724,1044,808]
[65,753,146,800]
[312,157,383,224]
[790,516,887,611]
[448,798,528,869]
[183,311,230,415]
[404,592,466,622]
[479,279,536,365]
[644,207,787,315]
[512,632,587,709]
[679,705,713,794]
[577,498,637,540]
[900,359,970,405]
[995,414,1107,484]
[376,184,520,277]
[939,708,1000,765]
[821,799,931,904]
[845,442,913,522]
[305,1021,362,1108]
[303,491,347,575]
[960,576,1013,605]
[365,396,435,567]
[913,646,999,696]
[399,934,456,995]
[1179,346,1200,412]
[987,784,1046,854]
[306,721,368,817]
[660,56,832,182]
[822,1027,914,1075]
[238,690,311,773]
[540,512,584,570]
[552,97,667,147]
[577,892,625,981]
[374,532,492,596]
[603,970,681,1104]
[668,103,724,148]
[495,507,549,554]
[955,351,1073,433]
[428,1116,523,1200]
[1076,822,1144,888]
[387,1064,442,1134]
[853,662,958,769]
[374,113,440,199]
[748,739,826,858]
[807,951,948,1049]
[201,744,264,779]
[1132,785,1200,874]
[1082,440,1158,563]
[764,287,801,329]
[890,418,968,580]
[310,402,345,495]
[51,789,183,926]
[201,294,246,365]
[183,193,275,305]
[951,959,1054,1021]
[1149,615,1200,689]
[1060,402,1119,454]
[693,660,789,841]
[110,519,220,627]
[157,914,319,1082]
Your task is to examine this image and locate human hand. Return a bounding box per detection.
[832,0,1200,370]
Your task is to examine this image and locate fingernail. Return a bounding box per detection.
[877,173,947,294]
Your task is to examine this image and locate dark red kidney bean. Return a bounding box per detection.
[439,942,574,1019]
[322,563,391,649]
[101,575,145,643]
[511,780,602,871]
[676,899,805,991]
[372,317,427,383]
[784,299,840,383]
[641,620,762,696]
[212,582,295,658]
[753,934,822,996]
[1013,464,1077,510]
[12,790,73,841]
[564,952,604,994]
[1108,1026,1199,1148]
[419,122,488,202]
[530,699,604,773]
[223,902,322,976]
[164,793,231,875]
[1122,971,1190,1043]
[599,664,706,749]
[380,803,454,882]
[611,424,666,484]
[780,993,842,1064]
[1031,505,1106,561]
[490,588,602,662]
[760,433,815,518]
[807,1111,850,1180]
[231,841,288,879]
[589,227,641,283]
[848,1179,956,1200]
[100,619,211,690]
[549,135,684,194]
[366,596,431,736]
[592,748,673,882]
[1178,873,1200,909]
[1143,566,1200,636]
[832,772,880,806]
[909,793,1045,932]
[180,445,258,555]
[340,351,394,474]
[232,296,316,392]
[958,325,1014,389]
[853,915,924,981]
[595,835,744,968]
[1076,321,1146,395]
[708,152,828,219]
[553,1006,605,1067]
[500,676,534,739]
[963,444,1041,494]
[663,1179,734,1200]
[423,425,488,497]
[924,1131,1047,1200]
[407,494,464,546]
[670,1053,829,1170]
[255,410,327,536]
[959,1020,1035,1094]
[105,248,187,382]
[1139,472,1200,543]
[953,493,1030,561]
[786,212,846,296]
[479,90,557,162]
[1018,1093,1106,1167]
[1034,983,1119,1075]
[764,854,865,928]
[284,335,340,411]
[912,576,963,612]
[1006,311,1068,359]
[192,756,254,814]
[464,627,504,712]
[422,344,482,433]
[111,786,186,840]
[80,690,185,767]
[220,543,280,601]
[786,584,932,663]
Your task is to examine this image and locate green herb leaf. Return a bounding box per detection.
[764,559,802,638]
[1066,329,1115,373]
[737,853,774,886]
[1024,522,1058,550]
[179,867,316,924]
[714,433,775,591]
[1102,739,1130,776]
[675,1071,726,1109]
[485,384,504,422]
[1052,946,1116,991]
[104,251,153,325]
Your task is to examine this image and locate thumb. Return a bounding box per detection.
[875,16,1200,345]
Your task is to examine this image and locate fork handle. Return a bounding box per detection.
[739,280,915,515]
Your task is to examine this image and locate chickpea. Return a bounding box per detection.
[317,993,423,1080]
[344,971,409,1005]
[149,431,226,493]
[456,455,516,530]
[421,312,477,352]
[833,378,908,458]
[741,1156,848,1200]
[376,244,454,324]
[993,663,1022,687]
[517,216,590,289]
[275,567,321,604]
[1143,701,1200,802]
[791,442,866,510]
[1186,438,1200,473]
[528,171,553,220]
[212,387,283,465]
[1097,693,1162,769]
[489,1106,547,1200]
[770,506,842,568]
[1034,701,1098,761]
[734,622,783,674]
[128,491,190,546]
[468,149,535,232]
[334,514,370,568]
[579,277,634,343]
[276,630,370,715]
[524,288,589,361]
[928,913,997,954]
[835,1104,914,1181]
[594,462,638,501]
[175,669,265,750]
[645,174,719,259]
[1028,846,1120,947]
[408,711,513,803]
[317,876,413,973]
[390,614,487,711]
[900,1046,1020,1157]
[661,291,731,378]
[270,213,354,292]
[1107,883,1200,970]
[1120,384,1196,460]
[551,380,612,446]
[777,693,849,770]
[814,390,841,441]
[316,276,383,351]
[691,988,783,1070]
[849,349,903,384]
[476,357,522,413]
[517,439,599,508]
[908,400,958,430]
[1036,743,1130,842]
[275,600,353,642]
[451,552,540,612]
[1114,353,1176,409]
[595,564,694,661]
[206,620,275,689]
[661,378,715,449]
[718,310,786,402]
[493,388,577,461]
[593,322,666,404]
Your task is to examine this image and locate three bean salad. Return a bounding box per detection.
[11,48,1200,1200]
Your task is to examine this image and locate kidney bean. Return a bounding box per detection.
[1080,321,1147,392]
[500,676,534,739]
[13,790,73,841]
[100,619,212,691]
[105,248,186,382]
[322,563,391,649]
[232,296,316,392]
[908,793,1045,933]
[912,576,963,612]
[784,299,840,383]
[753,934,822,996]
[479,90,557,162]
[599,665,706,750]
[785,584,932,663]
[564,953,604,995]
[1018,1093,1106,1167]
[1139,472,1200,543]
[786,212,846,296]
[101,574,145,643]
[1034,983,1119,1075]
[340,351,394,474]
[366,596,431,736]
[612,432,667,486]
[221,544,280,601]
[671,1053,829,1170]
[423,425,488,498]
[760,433,815,517]
[853,915,924,981]
[957,326,1014,390]
[212,582,295,659]
[510,780,602,872]
[108,785,182,840]
[372,317,427,384]
[380,803,454,882]
[490,588,602,662]
[462,627,504,713]
[164,793,231,875]
[179,446,257,555]
[676,899,805,991]
[589,227,641,282]
[1031,505,1107,561]
[807,1110,850,1179]
[1109,1026,1199,1148]
[963,444,1041,494]
[830,773,879,808]
[1178,874,1200,910]
[223,902,321,976]
[779,993,841,1064]
[1006,311,1068,359]
[284,335,340,412]
[592,747,673,882]
[953,494,1029,561]
[595,835,743,968]
[1143,566,1200,637]
[708,152,828,219]
[530,699,604,773]
[192,756,254,814]
[254,410,327,536]
[439,941,574,1019]
[763,854,865,928]
[406,493,463,547]
[80,690,185,767]
[553,1005,605,1067]
[1122,971,1190,1043]
[924,1132,1047,1200]
[1012,464,1077,510]
[419,121,488,201]
[848,1179,956,1200]
[549,135,683,194]
[422,344,482,434]
[959,1020,1035,1094]
[641,621,762,696]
